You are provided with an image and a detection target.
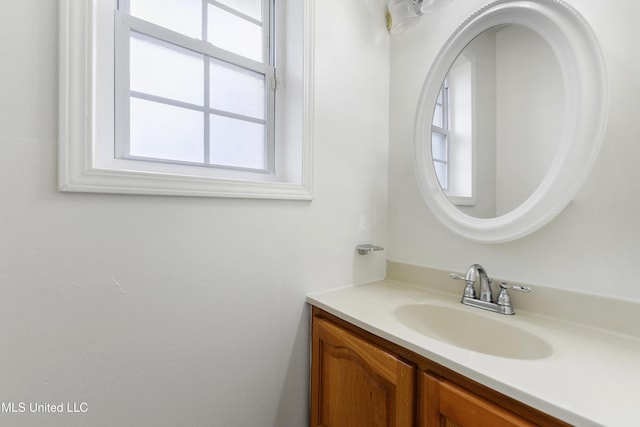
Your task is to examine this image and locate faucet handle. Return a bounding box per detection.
[498,282,532,293]
[496,282,531,315]
[448,273,476,298]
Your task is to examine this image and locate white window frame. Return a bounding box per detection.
[59,0,314,199]
[431,78,475,206]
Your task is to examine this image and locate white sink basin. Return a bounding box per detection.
[394,303,552,360]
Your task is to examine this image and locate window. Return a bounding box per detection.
[431,63,473,204]
[115,0,274,172]
[59,0,313,199]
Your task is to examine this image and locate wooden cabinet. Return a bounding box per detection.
[421,373,537,427]
[311,307,570,427]
[310,315,415,427]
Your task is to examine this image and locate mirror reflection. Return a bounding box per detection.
[431,25,565,219]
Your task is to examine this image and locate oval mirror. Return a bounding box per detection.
[431,24,564,219]
[414,0,607,243]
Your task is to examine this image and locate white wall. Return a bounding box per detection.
[0,1,389,426]
[495,25,564,215]
[389,0,640,301]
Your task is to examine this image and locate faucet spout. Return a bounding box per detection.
[449,264,531,315]
[465,264,492,302]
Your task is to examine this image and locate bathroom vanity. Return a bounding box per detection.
[311,307,567,426]
[307,263,640,426]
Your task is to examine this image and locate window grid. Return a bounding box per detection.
[210,1,263,28]
[115,0,275,173]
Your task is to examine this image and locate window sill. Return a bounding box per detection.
[59,166,313,199]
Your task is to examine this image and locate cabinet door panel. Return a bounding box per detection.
[423,373,537,427]
[311,317,415,427]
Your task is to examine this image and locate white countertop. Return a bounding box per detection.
[307,279,640,427]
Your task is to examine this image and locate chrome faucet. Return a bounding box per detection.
[449,264,531,315]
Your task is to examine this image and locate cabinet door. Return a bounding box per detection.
[421,373,536,427]
[311,317,415,427]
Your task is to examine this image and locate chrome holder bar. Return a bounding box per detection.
[356,244,384,255]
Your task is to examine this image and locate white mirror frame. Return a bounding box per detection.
[414,0,608,243]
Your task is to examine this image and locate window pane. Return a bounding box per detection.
[210,115,265,169]
[217,0,262,21]
[208,4,262,62]
[129,0,202,39]
[432,131,447,162]
[433,103,443,127]
[130,98,204,163]
[210,59,265,119]
[130,32,204,106]
[434,161,448,190]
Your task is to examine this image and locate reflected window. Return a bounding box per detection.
[431,60,473,203]
[432,81,450,190]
